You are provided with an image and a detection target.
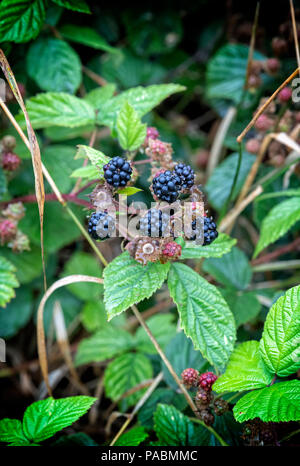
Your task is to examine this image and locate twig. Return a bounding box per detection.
[237,67,300,143]
[0,193,92,209]
[188,417,228,446]
[125,298,173,330]
[82,65,107,87]
[71,128,97,194]
[252,237,300,265]
[109,372,164,446]
[290,0,300,73]
[244,2,260,89]
[252,259,300,273]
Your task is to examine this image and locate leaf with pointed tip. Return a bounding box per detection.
[117,101,147,150]
[0,0,46,43]
[181,233,236,260]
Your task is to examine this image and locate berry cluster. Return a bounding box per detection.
[139,209,170,238]
[103,157,132,188]
[88,211,115,240]
[162,241,182,261]
[189,216,218,245]
[152,163,195,204]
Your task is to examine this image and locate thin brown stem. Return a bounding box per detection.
[251,237,300,265]
[290,0,300,72]
[244,2,260,89]
[71,128,98,194]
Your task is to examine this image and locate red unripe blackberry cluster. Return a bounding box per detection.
[198,371,218,391]
[181,368,199,389]
[162,242,182,260]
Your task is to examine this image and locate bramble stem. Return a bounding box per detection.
[188,417,229,446]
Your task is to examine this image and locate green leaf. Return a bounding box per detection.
[233,380,300,422]
[116,101,147,151]
[114,426,148,446]
[0,256,19,307]
[203,247,252,290]
[60,24,117,53]
[17,93,95,129]
[135,314,176,354]
[81,300,107,332]
[213,341,273,393]
[104,251,170,320]
[116,186,143,196]
[260,285,300,377]
[97,84,185,129]
[254,197,300,257]
[42,145,82,192]
[62,251,103,300]
[205,152,255,211]
[75,326,135,366]
[1,246,43,284]
[154,404,209,446]
[70,165,99,180]
[0,287,33,338]
[26,38,82,94]
[138,388,186,429]
[22,396,96,443]
[0,419,29,446]
[0,167,7,200]
[206,43,265,104]
[168,263,236,371]
[75,145,109,176]
[104,353,153,408]
[162,332,210,390]
[0,0,46,43]
[52,0,90,13]
[181,233,236,260]
[221,290,261,327]
[84,84,116,109]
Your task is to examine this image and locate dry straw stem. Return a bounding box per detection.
[290,0,300,73]
[0,49,46,289]
[37,275,103,396]
[237,66,300,143]
[244,2,260,89]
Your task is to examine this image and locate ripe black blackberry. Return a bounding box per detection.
[139,208,170,237]
[174,163,195,190]
[103,157,132,188]
[189,216,218,245]
[88,211,115,240]
[152,170,181,203]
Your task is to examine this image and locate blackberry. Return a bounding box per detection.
[103,157,132,188]
[181,368,199,389]
[198,372,218,392]
[88,211,115,240]
[174,163,195,190]
[152,170,180,203]
[139,209,170,237]
[189,216,218,245]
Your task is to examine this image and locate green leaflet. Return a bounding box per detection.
[104,353,153,408]
[135,314,176,354]
[213,341,273,393]
[52,0,90,13]
[260,285,300,377]
[254,197,300,257]
[221,290,261,327]
[116,101,147,150]
[104,251,170,320]
[0,255,19,307]
[181,233,236,260]
[0,0,46,43]
[167,263,236,371]
[0,419,29,446]
[154,404,209,446]
[60,24,117,53]
[203,246,252,291]
[26,38,82,94]
[114,427,148,446]
[233,380,300,423]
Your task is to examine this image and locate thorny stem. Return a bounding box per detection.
[188,417,229,446]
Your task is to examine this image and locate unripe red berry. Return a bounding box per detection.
[246,138,261,154]
[0,219,17,245]
[254,114,273,132]
[2,152,21,171]
[265,58,280,74]
[149,139,167,156]
[146,127,159,140]
[181,368,199,389]
[162,242,182,260]
[278,87,292,103]
[198,372,218,392]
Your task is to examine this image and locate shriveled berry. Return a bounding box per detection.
[198,372,218,392]
[272,37,288,56]
[254,114,273,132]
[152,170,181,204]
[174,163,195,190]
[1,135,16,151]
[181,368,199,389]
[2,152,21,171]
[0,219,17,245]
[265,58,280,74]
[246,138,261,154]
[139,209,170,238]
[103,157,132,188]
[213,398,229,416]
[88,211,115,240]
[195,387,212,410]
[162,242,182,260]
[200,409,215,427]
[278,87,292,103]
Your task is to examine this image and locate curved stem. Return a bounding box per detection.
[188,417,229,446]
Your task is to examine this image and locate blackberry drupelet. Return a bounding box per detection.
[152,170,180,203]
[103,156,132,188]
[139,208,170,237]
[88,211,115,240]
[189,216,218,245]
[174,163,195,190]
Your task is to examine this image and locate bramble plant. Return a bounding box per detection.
[0,0,299,450]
